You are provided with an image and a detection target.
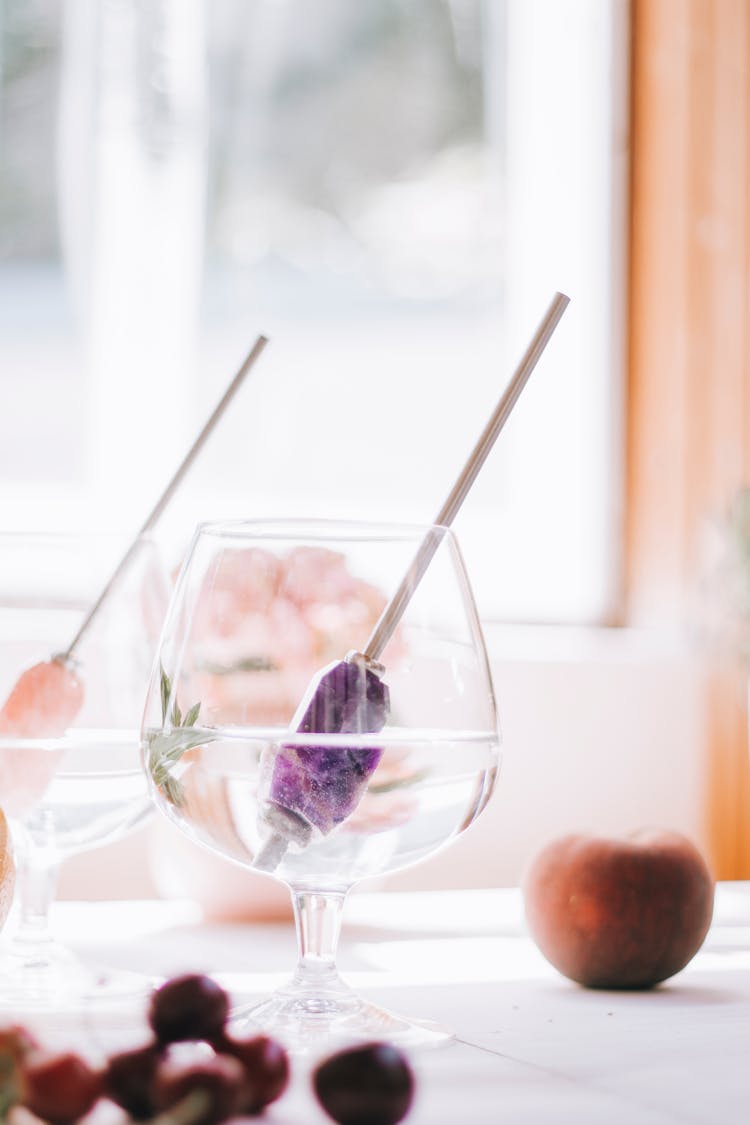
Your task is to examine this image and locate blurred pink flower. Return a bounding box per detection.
[189,545,403,725]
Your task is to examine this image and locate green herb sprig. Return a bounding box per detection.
[147,667,207,807]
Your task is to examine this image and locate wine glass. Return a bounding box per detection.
[0,532,169,1012]
[143,518,500,1049]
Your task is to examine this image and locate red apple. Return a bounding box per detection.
[521,830,715,989]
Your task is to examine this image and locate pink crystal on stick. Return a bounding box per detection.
[0,657,83,816]
[0,658,83,738]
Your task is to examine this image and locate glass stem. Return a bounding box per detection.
[291,890,347,992]
[11,848,60,965]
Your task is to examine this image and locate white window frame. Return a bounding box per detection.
[0,0,629,628]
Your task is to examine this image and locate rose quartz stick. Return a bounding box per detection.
[0,335,269,738]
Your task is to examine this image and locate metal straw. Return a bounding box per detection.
[363,292,569,663]
[63,334,269,660]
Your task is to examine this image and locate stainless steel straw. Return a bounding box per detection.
[63,334,269,660]
[363,292,569,664]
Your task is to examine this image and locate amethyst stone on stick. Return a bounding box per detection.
[297,656,388,743]
[256,654,389,869]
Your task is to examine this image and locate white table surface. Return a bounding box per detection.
[11,883,750,1124]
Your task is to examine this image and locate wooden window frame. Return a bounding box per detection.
[628,0,750,875]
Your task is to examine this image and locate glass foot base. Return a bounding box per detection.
[0,940,154,1019]
[229,974,452,1053]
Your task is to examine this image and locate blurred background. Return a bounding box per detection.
[0,0,621,622]
[1,0,749,905]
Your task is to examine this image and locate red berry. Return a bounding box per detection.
[104,1041,163,1119]
[214,1031,289,1113]
[313,1043,415,1125]
[153,1054,244,1125]
[149,974,230,1045]
[20,1049,103,1124]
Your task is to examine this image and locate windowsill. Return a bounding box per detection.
[59,619,727,903]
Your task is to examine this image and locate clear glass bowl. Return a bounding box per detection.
[143,519,500,1050]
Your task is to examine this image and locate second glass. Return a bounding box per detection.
[0,532,169,1012]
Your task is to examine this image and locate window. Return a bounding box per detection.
[0,0,627,625]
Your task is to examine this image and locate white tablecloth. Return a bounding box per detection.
[14,883,750,1124]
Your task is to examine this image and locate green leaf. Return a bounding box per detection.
[160,666,171,723]
[146,693,212,811]
[199,655,277,675]
[368,769,430,795]
[183,702,201,728]
[163,774,185,808]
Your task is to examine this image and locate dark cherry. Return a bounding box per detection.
[104,1041,164,1120]
[313,1042,415,1125]
[153,1054,245,1125]
[149,973,230,1045]
[19,1049,103,1124]
[213,1031,290,1113]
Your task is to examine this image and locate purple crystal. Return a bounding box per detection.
[262,657,389,840]
[296,658,388,739]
